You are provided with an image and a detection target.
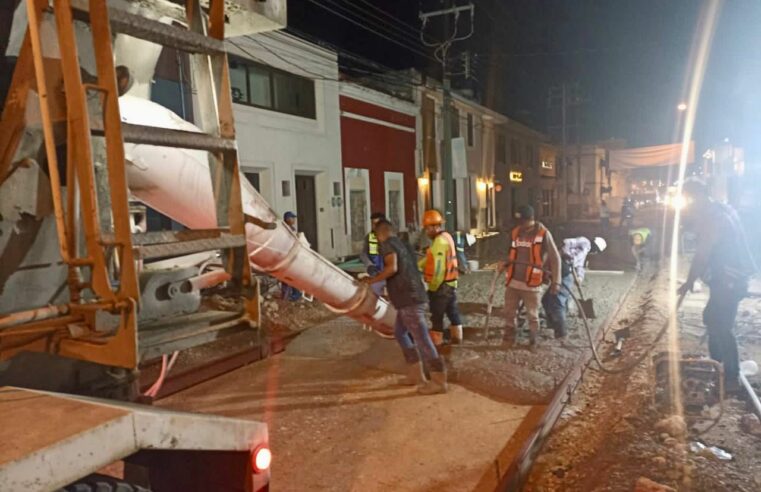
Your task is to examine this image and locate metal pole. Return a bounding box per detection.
[443,67,455,232]
[561,83,568,216]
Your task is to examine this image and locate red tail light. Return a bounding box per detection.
[252,446,272,473]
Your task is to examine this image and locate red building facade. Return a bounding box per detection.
[339,85,417,253]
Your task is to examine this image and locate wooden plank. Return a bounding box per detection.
[0,387,127,467]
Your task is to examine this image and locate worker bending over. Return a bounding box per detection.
[542,236,607,338]
[419,210,463,345]
[629,226,652,271]
[364,219,447,394]
[501,205,561,347]
[677,178,756,392]
[360,212,387,296]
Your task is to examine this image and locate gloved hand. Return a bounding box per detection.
[677,280,694,297]
[367,266,380,276]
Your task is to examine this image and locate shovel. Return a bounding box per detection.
[571,268,596,319]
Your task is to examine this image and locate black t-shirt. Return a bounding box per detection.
[378,236,428,308]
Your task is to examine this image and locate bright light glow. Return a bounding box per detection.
[253,447,272,472]
[670,194,687,210]
[677,102,687,111]
[418,177,430,187]
[476,180,488,192]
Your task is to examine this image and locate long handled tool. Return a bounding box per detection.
[571,268,596,319]
[483,267,502,340]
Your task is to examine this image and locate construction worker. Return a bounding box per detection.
[628,226,652,271]
[364,219,447,394]
[360,212,387,296]
[542,236,607,338]
[501,205,561,347]
[677,178,757,392]
[419,209,463,345]
[454,231,474,274]
[280,212,301,301]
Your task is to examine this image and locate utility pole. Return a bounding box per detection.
[420,2,475,232]
[548,82,582,220]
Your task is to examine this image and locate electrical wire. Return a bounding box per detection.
[305,0,437,63]
[328,0,424,45]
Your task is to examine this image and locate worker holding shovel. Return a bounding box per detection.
[542,236,607,339]
[500,205,562,347]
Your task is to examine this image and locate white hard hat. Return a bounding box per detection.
[593,236,607,253]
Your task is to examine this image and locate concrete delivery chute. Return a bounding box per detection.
[118,95,396,334]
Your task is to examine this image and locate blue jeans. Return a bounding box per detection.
[394,304,444,372]
[542,273,575,337]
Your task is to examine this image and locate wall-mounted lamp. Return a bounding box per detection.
[418,176,430,187]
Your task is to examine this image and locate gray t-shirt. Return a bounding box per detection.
[378,237,428,308]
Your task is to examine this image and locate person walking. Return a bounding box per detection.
[542,236,607,338]
[359,212,387,297]
[600,200,611,232]
[419,210,463,345]
[454,230,475,275]
[501,205,561,347]
[364,219,448,394]
[677,178,757,392]
[620,196,635,230]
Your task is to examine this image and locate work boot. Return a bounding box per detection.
[402,362,427,386]
[449,325,463,344]
[417,371,448,395]
[528,330,538,348]
[429,330,444,347]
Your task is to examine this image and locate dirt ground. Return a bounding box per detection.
[525,264,761,492]
[156,232,642,491]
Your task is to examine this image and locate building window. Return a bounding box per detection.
[526,144,534,167]
[496,134,506,164]
[466,113,474,147]
[542,189,554,217]
[229,57,316,119]
[511,139,520,165]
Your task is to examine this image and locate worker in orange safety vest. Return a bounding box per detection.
[418,209,463,346]
[500,205,561,347]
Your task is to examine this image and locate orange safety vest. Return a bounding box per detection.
[423,232,459,283]
[506,224,547,287]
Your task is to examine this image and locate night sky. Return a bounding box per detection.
[288,1,761,158]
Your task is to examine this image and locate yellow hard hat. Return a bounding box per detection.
[422,209,444,226]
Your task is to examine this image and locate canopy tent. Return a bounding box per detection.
[609,142,694,171]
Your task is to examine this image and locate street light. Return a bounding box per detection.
[677,102,687,111]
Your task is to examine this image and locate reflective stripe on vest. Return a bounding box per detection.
[368,232,379,256]
[455,231,465,253]
[423,232,459,283]
[506,225,547,287]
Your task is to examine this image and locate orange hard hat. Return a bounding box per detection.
[422,209,444,226]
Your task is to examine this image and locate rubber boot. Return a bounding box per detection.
[417,371,448,395]
[402,362,426,386]
[449,325,463,344]
[429,330,444,347]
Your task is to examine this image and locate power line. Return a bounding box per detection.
[331,0,423,45]
[305,0,437,63]
[354,0,428,39]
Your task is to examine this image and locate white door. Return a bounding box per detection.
[384,171,406,231]
[344,168,371,254]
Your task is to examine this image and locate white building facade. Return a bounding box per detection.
[226,32,347,259]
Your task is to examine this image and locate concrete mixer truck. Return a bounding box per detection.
[0,0,394,489]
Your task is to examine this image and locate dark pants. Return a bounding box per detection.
[542,273,575,338]
[703,281,746,383]
[428,284,462,335]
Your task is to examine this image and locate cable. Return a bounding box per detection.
[305,0,437,63]
[354,0,425,38]
[331,0,424,45]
